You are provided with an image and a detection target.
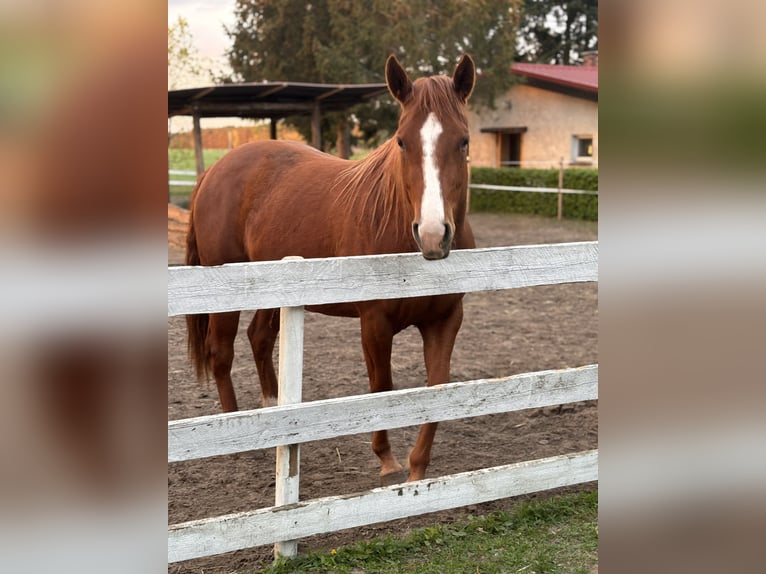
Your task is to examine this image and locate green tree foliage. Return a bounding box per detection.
[518,0,598,65]
[225,0,522,149]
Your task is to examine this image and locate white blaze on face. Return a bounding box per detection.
[419,112,445,232]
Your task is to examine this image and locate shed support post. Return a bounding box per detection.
[270,117,277,140]
[192,112,205,177]
[274,256,305,560]
[336,115,350,159]
[311,101,322,150]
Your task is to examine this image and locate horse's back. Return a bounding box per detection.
[191,141,348,265]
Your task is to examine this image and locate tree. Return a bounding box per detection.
[517,0,598,65]
[168,16,212,90]
[225,0,522,150]
[169,16,230,145]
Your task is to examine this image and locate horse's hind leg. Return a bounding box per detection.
[247,309,279,408]
[360,312,405,482]
[408,302,464,481]
[207,311,240,412]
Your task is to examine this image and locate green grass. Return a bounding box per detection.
[167,148,230,206]
[258,490,597,574]
[168,147,230,172]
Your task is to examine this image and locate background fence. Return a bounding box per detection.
[168,161,598,220]
[468,157,598,220]
[168,168,197,187]
[167,241,599,563]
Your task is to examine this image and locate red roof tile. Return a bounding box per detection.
[511,63,598,93]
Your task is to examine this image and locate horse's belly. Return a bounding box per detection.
[305,303,360,318]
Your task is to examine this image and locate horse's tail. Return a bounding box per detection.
[185,177,210,382]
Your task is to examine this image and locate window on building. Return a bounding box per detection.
[571,135,593,164]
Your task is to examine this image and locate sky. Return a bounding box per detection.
[168,0,245,130]
[168,0,236,70]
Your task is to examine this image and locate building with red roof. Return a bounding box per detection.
[510,63,598,94]
[468,53,598,169]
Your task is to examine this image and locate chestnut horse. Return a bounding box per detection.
[186,54,476,482]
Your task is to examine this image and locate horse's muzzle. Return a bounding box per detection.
[412,221,453,260]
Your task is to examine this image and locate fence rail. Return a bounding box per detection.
[168,242,599,563]
[169,364,597,463]
[168,169,197,188]
[469,183,598,196]
[168,242,597,316]
[169,449,598,562]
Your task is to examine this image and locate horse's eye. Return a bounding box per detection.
[396,136,405,150]
[460,137,470,152]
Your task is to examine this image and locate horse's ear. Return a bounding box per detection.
[453,54,475,103]
[386,55,412,104]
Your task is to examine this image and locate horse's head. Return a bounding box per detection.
[386,54,475,260]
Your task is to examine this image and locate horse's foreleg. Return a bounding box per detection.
[408,302,464,481]
[207,311,241,412]
[248,309,279,408]
[360,313,404,481]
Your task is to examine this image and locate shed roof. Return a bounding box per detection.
[168,82,390,119]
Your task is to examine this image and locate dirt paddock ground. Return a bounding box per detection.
[168,208,598,573]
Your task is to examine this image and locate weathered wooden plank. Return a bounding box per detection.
[168,449,598,562]
[168,365,597,463]
[167,242,598,316]
[274,303,304,558]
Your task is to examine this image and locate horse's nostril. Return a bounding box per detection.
[412,223,422,248]
[441,223,454,248]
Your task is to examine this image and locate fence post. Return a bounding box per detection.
[274,257,305,560]
[557,157,564,220]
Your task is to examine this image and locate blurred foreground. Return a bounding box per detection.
[599,1,766,572]
[0,2,166,572]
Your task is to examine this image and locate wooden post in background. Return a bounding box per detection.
[192,112,205,177]
[274,257,305,560]
[336,115,350,159]
[311,101,322,150]
[466,154,471,214]
[557,157,564,220]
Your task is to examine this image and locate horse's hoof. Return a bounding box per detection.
[379,469,409,487]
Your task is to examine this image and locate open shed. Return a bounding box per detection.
[168,82,389,175]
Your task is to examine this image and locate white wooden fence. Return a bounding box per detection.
[168,169,197,187]
[469,183,598,196]
[167,241,599,563]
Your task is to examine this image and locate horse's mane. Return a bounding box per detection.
[333,75,467,242]
[333,137,406,242]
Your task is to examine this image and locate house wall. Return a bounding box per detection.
[468,84,598,169]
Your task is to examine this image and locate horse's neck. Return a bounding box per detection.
[334,142,412,252]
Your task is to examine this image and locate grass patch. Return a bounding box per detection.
[167,147,230,172]
[259,490,597,574]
